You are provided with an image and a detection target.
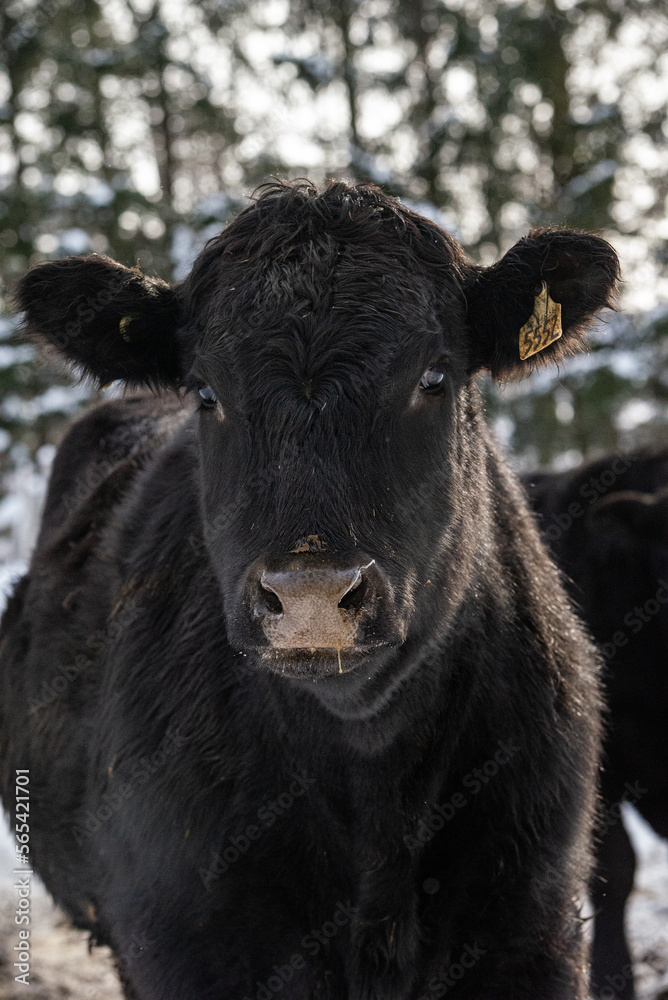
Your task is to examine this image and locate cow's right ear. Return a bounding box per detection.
[15,254,182,388]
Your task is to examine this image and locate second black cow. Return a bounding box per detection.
[525,448,668,1000]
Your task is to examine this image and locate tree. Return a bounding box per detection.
[1,0,667,525]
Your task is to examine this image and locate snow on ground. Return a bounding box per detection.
[0,516,666,997]
[0,564,25,604]
[624,804,668,999]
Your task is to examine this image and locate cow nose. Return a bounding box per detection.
[252,561,378,649]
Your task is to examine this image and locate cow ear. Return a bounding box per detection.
[15,254,182,388]
[466,229,620,380]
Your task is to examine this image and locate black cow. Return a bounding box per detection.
[524,450,668,1000]
[0,181,619,1000]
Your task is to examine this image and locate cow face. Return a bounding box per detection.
[17,182,619,688]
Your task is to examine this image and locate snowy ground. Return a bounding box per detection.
[0,527,667,997]
[620,806,668,999]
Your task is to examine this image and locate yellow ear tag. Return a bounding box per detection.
[518,282,562,361]
[119,315,133,342]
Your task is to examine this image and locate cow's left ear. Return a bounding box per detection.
[15,254,182,388]
[465,229,620,380]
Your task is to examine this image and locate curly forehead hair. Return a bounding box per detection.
[187,179,471,276]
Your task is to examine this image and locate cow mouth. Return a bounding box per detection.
[258,646,376,680]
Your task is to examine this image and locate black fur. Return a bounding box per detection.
[1,181,618,999]
[524,450,668,1000]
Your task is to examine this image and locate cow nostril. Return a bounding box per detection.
[258,582,283,617]
[338,573,365,613]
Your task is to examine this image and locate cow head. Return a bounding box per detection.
[17,182,619,694]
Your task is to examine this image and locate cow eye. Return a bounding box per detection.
[419,369,444,391]
[198,386,218,406]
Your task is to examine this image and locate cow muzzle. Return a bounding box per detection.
[248,555,391,653]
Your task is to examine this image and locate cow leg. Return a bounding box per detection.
[590,813,637,1000]
[115,964,140,1000]
[110,913,323,1000]
[115,955,256,1000]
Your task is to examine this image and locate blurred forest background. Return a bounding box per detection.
[0,0,668,564]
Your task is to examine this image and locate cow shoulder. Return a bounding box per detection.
[37,393,191,557]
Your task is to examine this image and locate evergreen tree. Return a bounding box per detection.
[0,0,666,522]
